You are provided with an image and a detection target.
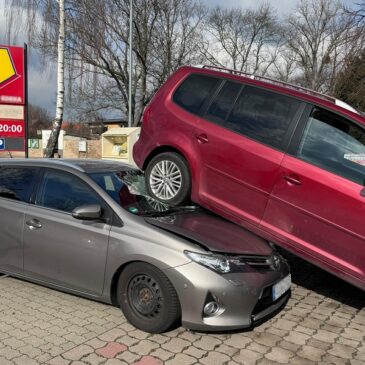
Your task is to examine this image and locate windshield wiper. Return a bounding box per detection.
[141,205,199,217]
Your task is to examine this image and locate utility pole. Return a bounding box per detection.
[128,0,133,128]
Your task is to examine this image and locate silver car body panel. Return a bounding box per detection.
[23,204,112,296]
[0,199,25,274]
[0,159,290,331]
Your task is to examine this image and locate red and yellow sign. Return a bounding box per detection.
[0,45,26,151]
[0,45,25,105]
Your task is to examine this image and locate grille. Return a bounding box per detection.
[239,255,274,270]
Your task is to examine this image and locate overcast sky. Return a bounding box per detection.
[203,0,299,13]
[0,0,358,117]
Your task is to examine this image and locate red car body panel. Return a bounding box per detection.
[133,66,365,290]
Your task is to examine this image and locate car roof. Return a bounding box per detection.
[0,158,137,173]
[181,65,365,126]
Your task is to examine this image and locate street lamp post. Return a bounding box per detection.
[128,0,133,128]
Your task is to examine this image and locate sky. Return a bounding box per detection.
[0,0,57,114]
[0,0,358,117]
[203,0,299,13]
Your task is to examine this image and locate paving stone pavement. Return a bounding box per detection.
[0,251,364,365]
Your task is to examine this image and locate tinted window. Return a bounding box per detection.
[226,86,301,149]
[173,74,219,115]
[205,81,242,125]
[37,170,101,213]
[0,167,36,202]
[298,108,365,185]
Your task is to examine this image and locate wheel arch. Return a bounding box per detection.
[109,259,182,308]
[142,145,190,171]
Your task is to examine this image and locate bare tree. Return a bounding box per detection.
[64,0,205,125]
[352,1,365,24]
[271,49,298,82]
[201,4,282,75]
[44,0,65,157]
[28,104,52,138]
[6,0,66,157]
[284,0,357,92]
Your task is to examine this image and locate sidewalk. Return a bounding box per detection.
[0,253,364,365]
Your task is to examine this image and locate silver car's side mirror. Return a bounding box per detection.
[72,204,102,220]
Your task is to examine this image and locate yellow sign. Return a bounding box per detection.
[0,48,16,85]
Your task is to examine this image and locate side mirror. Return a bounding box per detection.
[72,204,102,220]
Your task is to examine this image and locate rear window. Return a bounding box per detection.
[173,74,219,115]
[0,167,37,203]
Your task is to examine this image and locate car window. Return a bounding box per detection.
[205,81,242,125]
[36,170,101,213]
[0,167,37,203]
[298,108,365,185]
[226,86,302,149]
[173,74,219,115]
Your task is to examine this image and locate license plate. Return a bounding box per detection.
[272,274,291,301]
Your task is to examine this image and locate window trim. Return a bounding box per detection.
[0,165,40,204]
[34,168,113,220]
[202,79,244,127]
[289,105,365,186]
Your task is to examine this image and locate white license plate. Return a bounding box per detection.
[272,274,291,301]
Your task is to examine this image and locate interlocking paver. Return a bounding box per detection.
[0,252,364,365]
[232,348,263,364]
[199,351,230,364]
[265,347,295,364]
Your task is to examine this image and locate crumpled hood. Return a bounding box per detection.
[144,210,272,255]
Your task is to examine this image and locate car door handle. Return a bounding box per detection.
[283,175,302,186]
[26,219,42,230]
[195,133,209,144]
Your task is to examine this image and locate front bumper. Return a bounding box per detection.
[164,259,290,331]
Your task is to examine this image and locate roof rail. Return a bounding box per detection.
[201,65,336,104]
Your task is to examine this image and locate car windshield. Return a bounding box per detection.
[88,169,193,216]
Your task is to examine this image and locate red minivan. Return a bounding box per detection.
[133,65,365,291]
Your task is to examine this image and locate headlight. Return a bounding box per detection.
[184,251,246,274]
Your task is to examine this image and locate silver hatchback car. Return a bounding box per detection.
[0,159,291,333]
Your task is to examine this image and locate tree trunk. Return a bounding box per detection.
[44,0,65,158]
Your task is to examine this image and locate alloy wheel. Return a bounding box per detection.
[149,160,182,200]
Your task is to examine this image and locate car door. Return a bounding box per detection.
[0,166,38,274]
[262,107,365,286]
[194,82,304,227]
[23,168,112,296]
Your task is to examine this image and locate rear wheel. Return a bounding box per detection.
[145,152,191,206]
[117,262,181,333]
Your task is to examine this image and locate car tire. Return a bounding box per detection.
[145,152,191,206]
[117,262,181,333]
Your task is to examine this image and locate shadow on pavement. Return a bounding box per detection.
[280,249,365,310]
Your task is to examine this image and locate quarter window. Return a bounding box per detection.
[298,108,365,185]
[0,167,36,202]
[173,74,219,115]
[205,81,242,125]
[37,170,101,213]
[226,86,302,149]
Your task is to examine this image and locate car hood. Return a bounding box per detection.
[144,210,272,255]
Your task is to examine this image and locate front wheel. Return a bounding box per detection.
[117,262,181,333]
[145,152,191,206]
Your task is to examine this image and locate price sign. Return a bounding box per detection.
[0,120,24,137]
[0,44,27,154]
